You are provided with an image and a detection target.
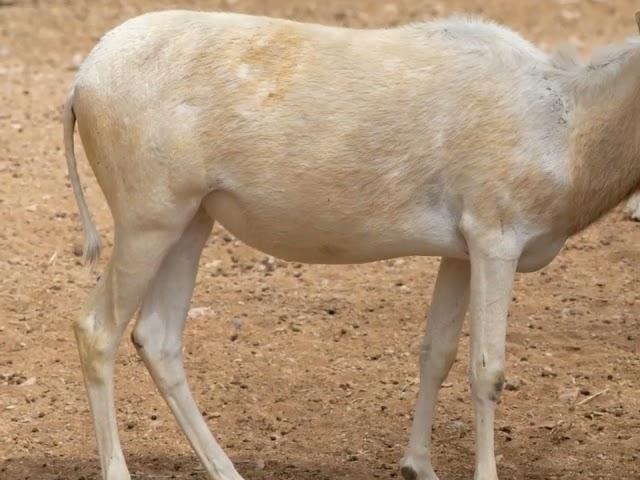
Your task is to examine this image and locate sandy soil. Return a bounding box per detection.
[0,1,639,479]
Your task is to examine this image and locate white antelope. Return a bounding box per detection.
[63,10,640,480]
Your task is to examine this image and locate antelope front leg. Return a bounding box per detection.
[467,242,518,480]
[401,258,470,480]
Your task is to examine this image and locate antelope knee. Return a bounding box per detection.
[419,342,457,383]
[73,313,115,383]
[471,362,505,403]
[131,322,181,363]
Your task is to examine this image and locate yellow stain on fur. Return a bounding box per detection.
[239,23,304,105]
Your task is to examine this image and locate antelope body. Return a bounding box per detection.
[64,10,640,480]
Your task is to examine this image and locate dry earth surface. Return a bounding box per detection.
[1,1,639,479]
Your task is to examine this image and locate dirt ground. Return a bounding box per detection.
[1,1,639,479]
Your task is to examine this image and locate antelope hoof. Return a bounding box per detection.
[400,457,439,480]
[401,465,419,480]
